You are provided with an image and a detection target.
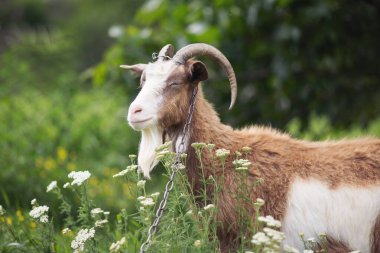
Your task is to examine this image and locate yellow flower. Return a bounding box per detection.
[57,147,68,162]
[43,157,56,171]
[16,210,25,222]
[6,217,12,225]
[30,221,37,229]
[67,162,76,171]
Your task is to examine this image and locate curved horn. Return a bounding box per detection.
[172,43,237,109]
[157,44,175,61]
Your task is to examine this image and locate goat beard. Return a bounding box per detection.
[138,126,163,179]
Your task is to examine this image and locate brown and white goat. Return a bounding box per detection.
[121,43,380,253]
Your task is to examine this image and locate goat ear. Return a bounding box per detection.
[120,64,146,76]
[189,61,208,83]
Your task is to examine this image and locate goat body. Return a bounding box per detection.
[173,89,380,252]
[122,44,380,253]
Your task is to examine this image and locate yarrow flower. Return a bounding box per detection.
[258,215,282,228]
[62,228,71,235]
[63,182,70,188]
[251,232,269,245]
[139,197,155,207]
[150,192,160,199]
[29,205,49,223]
[113,165,138,178]
[233,159,251,171]
[68,171,91,186]
[46,181,58,192]
[254,198,265,209]
[90,208,104,217]
[215,148,230,158]
[31,198,37,206]
[263,227,286,243]
[0,205,5,216]
[95,219,108,227]
[109,237,126,252]
[193,239,202,248]
[71,227,95,252]
[137,180,146,188]
[204,204,215,211]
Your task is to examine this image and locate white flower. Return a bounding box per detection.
[258,215,282,228]
[307,237,315,242]
[40,215,49,223]
[215,148,230,158]
[0,205,5,215]
[137,196,145,201]
[62,228,71,234]
[91,208,104,217]
[194,239,201,247]
[284,245,300,253]
[108,25,123,39]
[263,227,286,243]
[95,219,108,227]
[113,165,138,178]
[150,192,160,199]
[31,198,37,206]
[46,181,57,192]
[303,250,314,253]
[68,171,91,186]
[29,205,49,219]
[204,204,215,211]
[251,231,270,245]
[104,211,110,216]
[137,180,146,188]
[63,182,70,188]
[109,237,126,252]
[71,227,95,252]
[140,197,155,206]
[185,210,193,216]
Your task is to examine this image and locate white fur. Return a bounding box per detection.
[138,126,163,178]
[129,61,177,178]
[283,178,380,252]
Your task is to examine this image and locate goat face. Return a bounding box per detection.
[121,43,236,178]
[125,60,208,131]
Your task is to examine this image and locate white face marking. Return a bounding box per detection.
[127,61,177,130]
[128,60,177,178]
[282,178,380,252]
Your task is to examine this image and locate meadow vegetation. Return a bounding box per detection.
[1,0,379,252]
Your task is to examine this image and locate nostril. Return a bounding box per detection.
[132,106,143,114]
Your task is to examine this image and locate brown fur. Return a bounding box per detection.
[149,61,380,252]
[372,213,380,253]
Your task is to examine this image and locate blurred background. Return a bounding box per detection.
[1,0,380,217]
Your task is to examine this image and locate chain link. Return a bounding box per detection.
[139,86,198,253]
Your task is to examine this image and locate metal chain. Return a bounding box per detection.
[139,86,198,253]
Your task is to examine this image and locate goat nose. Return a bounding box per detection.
[130,105,143,115]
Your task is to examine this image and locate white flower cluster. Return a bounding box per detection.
[68,171,91,186]
[29,205,49,223]
[90,208,104,216]
[137,196,155,207]
[233,158,252,171]
[109,237,126,252]
[137,180,146,188]
[62,228,71,235]
[95,219,108,227]
[113,165,138,178]
[46,181,58,192]
[0,205,5,215]
[215,148,230,158]
[204,204,215,211]
[71,227,95,252]
[283,245,300,253]
[258,215,282,228]
[251,215,285,252]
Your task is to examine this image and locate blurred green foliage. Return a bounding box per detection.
[0,0,379,235]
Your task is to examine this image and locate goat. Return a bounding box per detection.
[121,43,380,253]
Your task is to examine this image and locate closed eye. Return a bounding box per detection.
[169,82,181,87]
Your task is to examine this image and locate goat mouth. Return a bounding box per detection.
[129,117,153,124]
